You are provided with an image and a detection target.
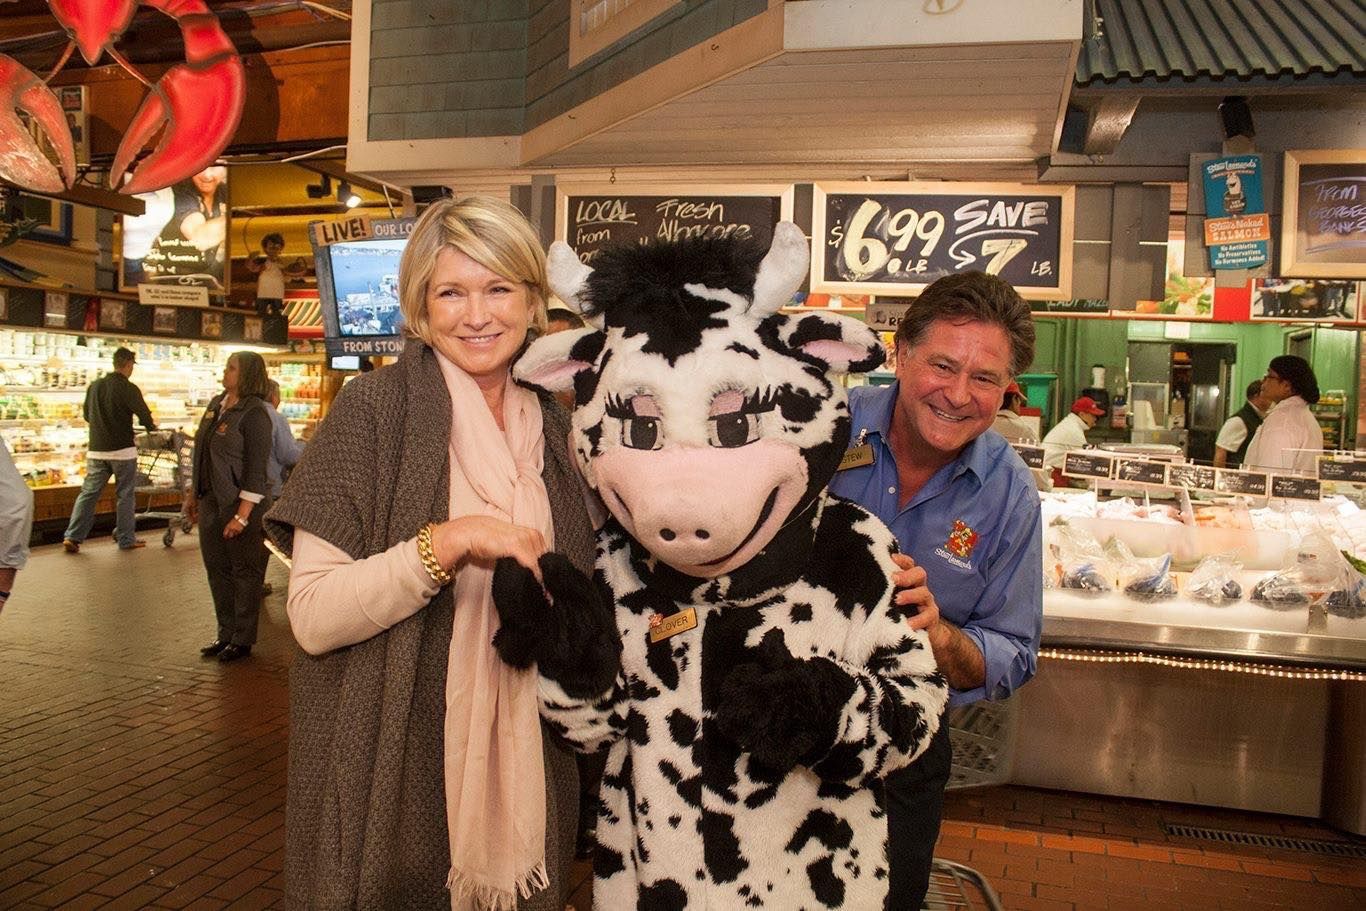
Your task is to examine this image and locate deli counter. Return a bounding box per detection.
[1011,489,1366,835]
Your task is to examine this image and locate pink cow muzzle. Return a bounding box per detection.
[594,439,809,579]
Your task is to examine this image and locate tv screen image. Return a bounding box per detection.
[326,238,407,337]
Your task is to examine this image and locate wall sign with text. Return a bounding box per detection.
[811,182,1074,299]
[1280,149,1366,279]
[556,184,794,265]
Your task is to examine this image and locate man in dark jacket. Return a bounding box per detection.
[1213,380,1271,469]
[62,347,156,552]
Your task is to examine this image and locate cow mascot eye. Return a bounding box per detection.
[708,410,759,448]
[622,416,662,450]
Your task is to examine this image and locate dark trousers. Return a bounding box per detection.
[885,712,952,910]
[198,493,269,646]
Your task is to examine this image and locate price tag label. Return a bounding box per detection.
[1063,451,1114,480]
[1166,464,1217,491]
[1012,445,1045,469]
[1270,475,1322,501]
[1215,469,1268,496]
[1115,459,1168,485]
[1316,456,1366,483]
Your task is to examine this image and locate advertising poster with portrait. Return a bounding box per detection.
[1251,279,1361,323]
[119,166,229,299]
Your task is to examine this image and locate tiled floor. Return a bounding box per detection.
[2,533,1363,909]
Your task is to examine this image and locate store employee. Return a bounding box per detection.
[828,271,1042,910]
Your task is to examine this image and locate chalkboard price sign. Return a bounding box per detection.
[1270,475,1322,501]
[1280,149,1366,278]
[812,181,1074,300]
[1063,452,1113,480]
[1215,469,1269,497]
[1115,459,1168,485]
[557,184,794,265]
[1012,445,1045,470]
[1317,456,1366,483]
[1166,464,1217,491]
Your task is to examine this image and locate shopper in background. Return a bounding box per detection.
[545,306,584,335]
[62,347,157,553]
[1244,355,1324,475]
[1213,379,1272,469]
[827,271,1043,910]
[0,438,33,615]
[186,351,273,663]
[265,196,593,910]
[992,381,1036,443]
[1041,395,1105,488]
[264,380,304,499]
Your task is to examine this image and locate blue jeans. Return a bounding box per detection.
[63,457,140,548]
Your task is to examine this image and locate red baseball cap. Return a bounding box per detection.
[1005,381,1023,396]
[1071,395,1105,416]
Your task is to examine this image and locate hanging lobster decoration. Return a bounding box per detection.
[0,0,245,194]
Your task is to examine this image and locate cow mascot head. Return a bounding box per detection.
[491,223,946,910]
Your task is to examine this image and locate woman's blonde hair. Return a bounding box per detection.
[398,196,550,347]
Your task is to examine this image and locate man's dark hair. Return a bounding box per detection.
[1269,354,1320,405]
[232,351,272,399]
[893,271,1035,376]
[262,232,285,247]
[546,308,585,329]
[1245,379,1262,400]
[113,347,136,369]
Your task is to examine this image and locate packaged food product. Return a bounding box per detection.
[1121,553,1178,601]
[1187,553,1244,605]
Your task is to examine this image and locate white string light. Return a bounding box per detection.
[1040,648,1366,682]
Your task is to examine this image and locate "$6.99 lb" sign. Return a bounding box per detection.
[811,182,1075,300]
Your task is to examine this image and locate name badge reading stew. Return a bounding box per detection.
[839,444,875,471]
[649,607,698,643]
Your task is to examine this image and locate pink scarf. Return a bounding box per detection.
[436,352,552,911]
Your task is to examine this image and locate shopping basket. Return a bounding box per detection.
[134,429,194,546]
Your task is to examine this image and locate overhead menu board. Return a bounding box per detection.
[811,181,1074,299]
[556,184,794,265]
[1280,149,1366,279]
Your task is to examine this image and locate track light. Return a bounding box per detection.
[305,174,332,199]
[339,181,361,209]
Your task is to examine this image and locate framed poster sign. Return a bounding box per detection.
[556,184,794,265]
[811,182,1073,299]
[1280,149,1366,278]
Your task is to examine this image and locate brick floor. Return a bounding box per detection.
[4,535,1364,909]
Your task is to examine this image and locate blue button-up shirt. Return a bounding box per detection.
[266,405,304,499]
[828,382,1042,706]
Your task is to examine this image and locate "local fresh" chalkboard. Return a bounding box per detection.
[811,181,1074,299]
[556,184,794,265]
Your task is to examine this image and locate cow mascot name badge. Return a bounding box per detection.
[490,223,947,909]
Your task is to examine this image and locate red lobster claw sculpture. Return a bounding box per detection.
[0,0,244,195]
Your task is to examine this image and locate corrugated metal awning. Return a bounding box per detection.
[284,293,322,338]
[1078,0,1366,85]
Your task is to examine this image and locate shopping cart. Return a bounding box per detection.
[134,429,194,546]
[916,699,1017,910]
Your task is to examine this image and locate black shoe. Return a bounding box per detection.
[200,640,228,657]
[217,644,252,663]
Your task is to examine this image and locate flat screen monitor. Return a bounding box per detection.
[322,237,406,337]
[330,355,361,370]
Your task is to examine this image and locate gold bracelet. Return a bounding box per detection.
[416,523,453,587]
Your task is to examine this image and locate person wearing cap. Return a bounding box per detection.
[1213,380,1273,469]
[827,271,1042,909]
[1041,395,1104,488]
[992,381,1036,443]
[62,347,157,552]
[1243,355,1324,474]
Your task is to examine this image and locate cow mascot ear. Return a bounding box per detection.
[516,325,601,395]
[748,223,885,376]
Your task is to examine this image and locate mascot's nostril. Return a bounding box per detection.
[660,529,676,541]
[695,529,710,540]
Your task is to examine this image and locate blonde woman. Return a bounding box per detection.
[266,197,594,910]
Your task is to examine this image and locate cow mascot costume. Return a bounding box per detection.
[491,222,948,909]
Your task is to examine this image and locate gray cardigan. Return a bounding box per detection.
[264,341,595,910]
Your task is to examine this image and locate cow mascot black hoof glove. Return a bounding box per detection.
[492,222,948,909]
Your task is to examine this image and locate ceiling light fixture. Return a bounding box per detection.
[338,180,361,209]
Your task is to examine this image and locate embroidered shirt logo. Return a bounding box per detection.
[945,519,979,559]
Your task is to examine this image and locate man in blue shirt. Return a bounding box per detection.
[265,380,303,498]
[828,271,1042,909]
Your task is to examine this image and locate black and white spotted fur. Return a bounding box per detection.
[493,223,948,909]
